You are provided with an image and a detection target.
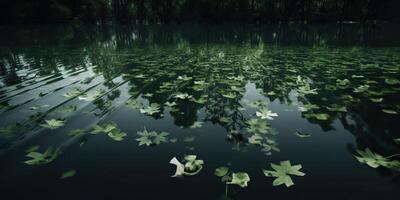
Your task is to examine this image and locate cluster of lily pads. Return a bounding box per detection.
[1,42,400,193]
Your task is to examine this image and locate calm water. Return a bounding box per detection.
[0,24,400,200]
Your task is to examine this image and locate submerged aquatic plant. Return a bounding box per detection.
[136,127,169,146]
[0,123,21,138]
[263,160,305,187]
[169,155,204,177]
[24,146,61,165]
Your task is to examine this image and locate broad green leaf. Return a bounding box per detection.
[214,166,229,177]
[136,127,169,146]
[24,147,61,165]
[227,172,250,188]
[263,160,305,187]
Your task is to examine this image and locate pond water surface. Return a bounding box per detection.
[0,24,400,200]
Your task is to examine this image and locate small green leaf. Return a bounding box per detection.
[214,166,229,177]
[40,119,65,130]
[61,169,76,179]
[227,172,250,188]
[382,109,398,115]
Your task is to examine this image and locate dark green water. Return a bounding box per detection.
[0,24,400,200]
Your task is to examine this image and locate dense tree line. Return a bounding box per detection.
[1,0,400,24]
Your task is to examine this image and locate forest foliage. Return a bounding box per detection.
[1,0,400,24]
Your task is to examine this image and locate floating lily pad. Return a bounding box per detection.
[354,148,400,169]
[227,172,250,188]
[136,127,169,146]
[40,119,65,130]
[24,146,61,165]
[140,103,161,115]
[382,109,398,115]
[263,160,305,187]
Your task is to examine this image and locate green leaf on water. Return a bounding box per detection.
[91,122,117,134]
[90,122,126,141]
[327,104,347,112]
[30,104,50,110]
[125,99,143,109]
[24,146,61,165]
[190,121,203,129]
[56,105,77,113]
[385,78,400,85]
[370,98,383,103]
[136,127,169,146]
[256,107,278,120]
[304,113,329,120]
[140,103,161,115]
[353,85,369,93]
[263,160,305,187]
[246,118,271,135]
[107,129,127,141]
[247,100,266,108]
[61,169,76,179]
[174,93,193,100]
[227,172,250,188]
[297,83,318,95]
[222,92,237,99]
[354,148,400,169]
[248,134,263,145]
[78,90,103,101]
[40,119,65,130]
[164,101,177,107]
[214,166,230,177]
[382,109,398,115]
